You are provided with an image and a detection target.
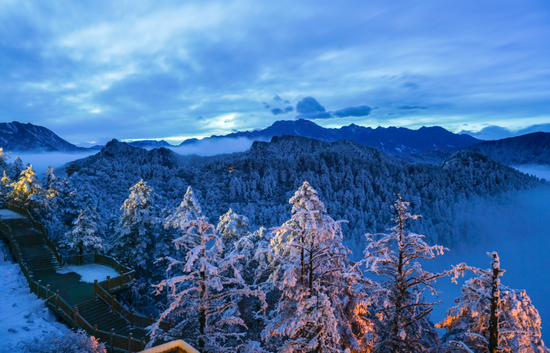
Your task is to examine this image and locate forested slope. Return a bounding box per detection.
[64,136,544,248]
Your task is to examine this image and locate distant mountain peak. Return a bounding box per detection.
[0,121,87,153]
[179,119,481,154]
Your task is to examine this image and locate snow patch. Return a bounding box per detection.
[56,264,120,283]
[0,243,67,351]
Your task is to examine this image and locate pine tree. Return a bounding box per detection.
[113,180,156,274]
[231,226,272,284]
[151,213,264,352]
[263,181,360,352]
[356,196,447,352]
[438,252,549,353]
[8,164,48,208]
[64,206,103,256]
[217,208,250,251]
[45,166,56,189]
[0,170,12,206]
[0,147,10,169]
[165,186,203,229]
[158,186,203,266]
[11,156,23,179]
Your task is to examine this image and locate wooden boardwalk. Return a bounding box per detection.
[0,207,154,352]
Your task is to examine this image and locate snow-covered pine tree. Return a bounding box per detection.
[11,156,23,179]
[0,170,11,206]
[157,186,204,268]
[0,147,9,169]
[217,208,250,252]
[263,181,361,352]
[438,252,549,353]
[45,166,55,189]
[232,226,272,284]
[64,206,103,256]
[112,180,156,274]
[150,213,264,352]
[357,196,447,352]
[8,164,48,209]
[165,186,203,229]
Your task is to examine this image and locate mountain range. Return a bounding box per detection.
[1,120,549,166]
[178,119,481,154]
[0,119,481,154]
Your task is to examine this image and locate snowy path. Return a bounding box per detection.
[0,243,67,351]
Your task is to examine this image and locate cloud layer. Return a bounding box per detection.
[0,1,549,144]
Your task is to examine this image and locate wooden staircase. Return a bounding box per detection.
[13,231,61,274]
[78,297,148,340]
[0,205,160,352]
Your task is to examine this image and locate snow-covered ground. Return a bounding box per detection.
[0,243,67,352]
[56,264,120,283]
[0,209,26,220]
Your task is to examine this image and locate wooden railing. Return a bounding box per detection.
[0,206,172,353]
[7,202,62,264]
[62,252,136,293]
[94,281,173,333]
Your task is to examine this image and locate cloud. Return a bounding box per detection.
[0,1,549,143]
[398,105,428,110]
[460,126,514,140]
[517,124,550,136]
[296,97,326,114]
[273,94,281,101]
[262,102,270,109]
[332,105,372,118]
[460,124,550,141]
[270,106,295,115]
[169,137,255,156]
[270,108,284,115]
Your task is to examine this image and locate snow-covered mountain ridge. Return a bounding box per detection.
[0,121,87,153]
[398,131,550,166]
[65,135,545,247]
[178,119,482,154]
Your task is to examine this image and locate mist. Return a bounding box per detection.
[421,186,550,340]
[515,164,550,181]
[9,151,98,177]
[167,137,260,156]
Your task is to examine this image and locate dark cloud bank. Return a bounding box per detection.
[294,96,372,120]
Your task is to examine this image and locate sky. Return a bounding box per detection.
[1,0,550,146]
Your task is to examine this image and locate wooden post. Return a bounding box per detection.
[128,333,133,353]
[94,280,98,297]
[169,318,173,330]
[149,314,153,326]
[110,328,114,351]
[46,285,50,305]
[75,254,78,266]
[56,290,59,309]
[93,324,97,337]
[106,276,111,292]
[130,309,134,327]
[74,306,79,326]
[37,280,42,297]
[141,338,146,351]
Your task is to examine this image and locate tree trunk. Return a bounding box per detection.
[488,266,500,353]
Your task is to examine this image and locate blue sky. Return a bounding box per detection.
[1,0,549,145]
